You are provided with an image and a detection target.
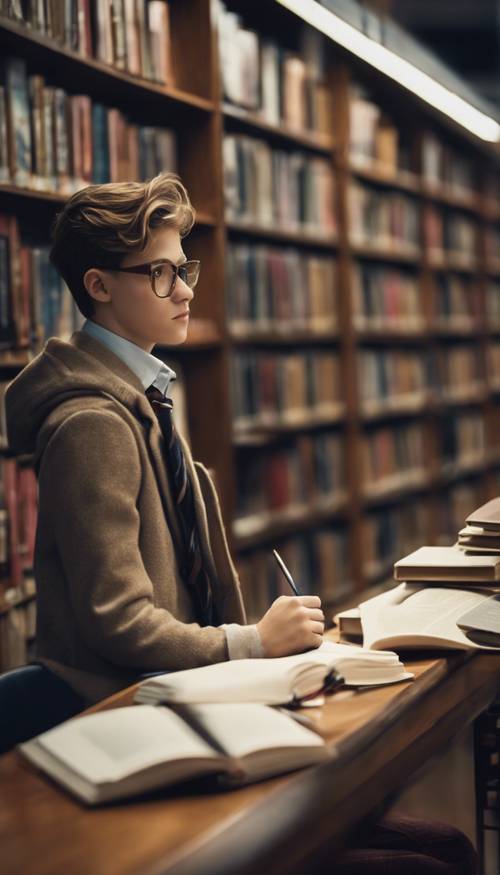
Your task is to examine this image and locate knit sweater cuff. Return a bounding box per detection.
[220,623,264,659]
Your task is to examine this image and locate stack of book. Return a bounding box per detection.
[336,498,500,653]
[459,498,500,554]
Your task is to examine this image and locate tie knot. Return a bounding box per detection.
[146,385,173,409]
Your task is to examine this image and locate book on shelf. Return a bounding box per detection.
[0,587,36,670]
[1,57,177,193]
[421,132,476,198]
[1,0,173,85]
[432,274,479,331]
[351,264,423,333]
[349,85,411,177]
[20,701,330,805]
[349,181,419,252]
[336,583,500,651]
[237,527,352,621]
[358,348,428,413]
[394,544,500,583]
[437,411,486,471]
[231,349,342,431]
[362,421,425,494]
[233,432,344,528]
[216,0,331,134]
[362,500,428,582]
[134,641,411,707]
[226,242,337,335]
[223,133,336,234]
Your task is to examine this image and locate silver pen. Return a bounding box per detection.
[272,549,302,596]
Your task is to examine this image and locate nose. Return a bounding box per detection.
[172,276,194,302]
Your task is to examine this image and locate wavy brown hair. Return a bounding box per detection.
[49,173,196,318]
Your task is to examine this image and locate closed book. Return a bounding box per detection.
[467,498,500,532]
[394,545,500,582]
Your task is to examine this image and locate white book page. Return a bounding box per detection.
[136,658,326,705]
[360,583,500,650]
[188,703,326,760]
[35,706,218,784]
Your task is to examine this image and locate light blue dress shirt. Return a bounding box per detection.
[80,319,263,660]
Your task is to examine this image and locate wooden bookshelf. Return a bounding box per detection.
[0,0,500,654]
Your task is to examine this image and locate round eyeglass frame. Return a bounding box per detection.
[104,258,201,298]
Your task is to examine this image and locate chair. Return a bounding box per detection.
[0,663,85,755]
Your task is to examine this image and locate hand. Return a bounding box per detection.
[256,595,324,658]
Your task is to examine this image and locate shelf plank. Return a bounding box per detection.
[223,103,335,154]
[226,220,338,248]
[0,17,214,112]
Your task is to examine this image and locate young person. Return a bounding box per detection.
[4,173,324,707]
[3,172,478,874]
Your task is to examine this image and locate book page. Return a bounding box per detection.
[186,703,326,760]
[135,658,328,705]
[35,705,218,784]
[360,583,500,650]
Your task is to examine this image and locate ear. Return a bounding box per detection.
[84,268,111,303]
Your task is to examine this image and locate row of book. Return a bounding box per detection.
[439,411,486,468]
[358,350,427,412]
[363,499,428,580]
[351,264,423,331]
[234,432,345,533]
[1,0,173,84]
[1,57,177,192]
[485,225,500,269]
[352,267,500,331]
[349,85,412,176]
[216,0,330,134]
[225,243,337,335]
[237,526,352,621]
[0,584,36,671]
[223,134,336,234]
[349,182,419,252]
[0,216,84,350]
[362,421,425,494]
[424,206,477,262]
[231,350,341,431]
[0,453,37,590]
[421,132,476,198]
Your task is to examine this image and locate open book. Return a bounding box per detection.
[336,584,500,651]
[19,703,329,805]
[134,641,412,707]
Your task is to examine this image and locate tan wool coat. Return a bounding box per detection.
[4,331,247,703]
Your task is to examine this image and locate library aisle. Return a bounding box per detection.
[0,0,499,675]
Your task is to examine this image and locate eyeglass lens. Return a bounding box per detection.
[152,262,200,297]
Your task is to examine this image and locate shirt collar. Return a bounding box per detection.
[81,319,176,396]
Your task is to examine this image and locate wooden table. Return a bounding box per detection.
[1,649,500,875]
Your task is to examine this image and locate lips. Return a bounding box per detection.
[173,311,190,320]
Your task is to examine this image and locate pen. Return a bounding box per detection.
[272,548,302,596]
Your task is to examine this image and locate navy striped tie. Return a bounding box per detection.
[145,385,215,626]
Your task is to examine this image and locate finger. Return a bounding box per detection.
[310,621,325,636]
[298,595,321,608]
[310,632,323,648]
[305,608,325,623]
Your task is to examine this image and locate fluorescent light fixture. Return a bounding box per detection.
[276,0,500,143]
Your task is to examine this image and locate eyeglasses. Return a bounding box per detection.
[106,259,201,298]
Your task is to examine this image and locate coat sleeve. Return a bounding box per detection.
[38,409,230,671]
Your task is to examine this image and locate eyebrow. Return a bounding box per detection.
[151,255,187,266]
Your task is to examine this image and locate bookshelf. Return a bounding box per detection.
[0,0,499,667]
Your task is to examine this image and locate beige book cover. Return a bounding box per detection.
[467,498,500,531]
[394,545,500,582]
